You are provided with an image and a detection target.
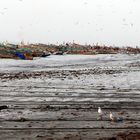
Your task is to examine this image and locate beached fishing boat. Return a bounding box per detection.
[15,52,33,60]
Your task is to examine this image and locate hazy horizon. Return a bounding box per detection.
[0,0,140,46]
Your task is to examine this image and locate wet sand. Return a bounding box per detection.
[0,54,140,140]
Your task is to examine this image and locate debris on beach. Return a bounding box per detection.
[0,105,8,111]
[0,42,140,60]
[117,117,124,123]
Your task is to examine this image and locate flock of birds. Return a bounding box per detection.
[98,107,124,123]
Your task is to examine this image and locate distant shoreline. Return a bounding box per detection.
[0,43,140,60]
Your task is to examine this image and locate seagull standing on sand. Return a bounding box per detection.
[110,112,117,122]
[98,107,103,120]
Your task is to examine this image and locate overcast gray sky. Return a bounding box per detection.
[0,0,140,46]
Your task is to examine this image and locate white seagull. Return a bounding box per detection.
[98,107,103,120]
[110,112,117,122]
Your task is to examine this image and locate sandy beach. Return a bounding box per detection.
[0,54,140,139]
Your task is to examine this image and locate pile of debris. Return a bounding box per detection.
[0,42,140,60]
